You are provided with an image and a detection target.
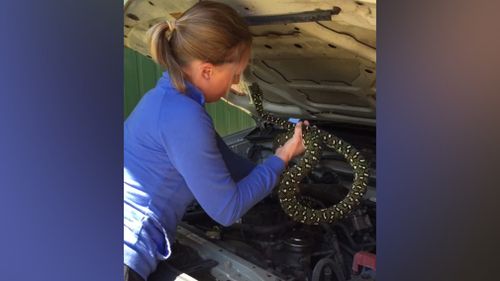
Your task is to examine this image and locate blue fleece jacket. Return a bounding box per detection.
[123,72,286,279]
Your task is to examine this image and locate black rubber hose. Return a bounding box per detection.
[182,210,208,221]
[231,221,295,235]
[320,222,360,252]
[334,223,361,251]
[338,242,356,256]
[311,257,346,281]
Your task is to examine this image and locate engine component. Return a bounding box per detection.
[249,83,369,225]
[350,208,373,232]
[352,251,376,275]
[311,257,346,281]
[174,225,285,281]
[283,230,313,267]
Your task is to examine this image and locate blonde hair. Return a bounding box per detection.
[148,1,252,93]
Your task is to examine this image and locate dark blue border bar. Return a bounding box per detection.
[0,1,123,280]
[379,0,500,280]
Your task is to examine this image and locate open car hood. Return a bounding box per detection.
[124,0,376,126]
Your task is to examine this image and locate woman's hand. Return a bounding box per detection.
[275,121,309,165]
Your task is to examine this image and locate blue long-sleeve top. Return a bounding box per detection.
[124,72,286,279]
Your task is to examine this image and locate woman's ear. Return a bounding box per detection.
[200,62,214,80]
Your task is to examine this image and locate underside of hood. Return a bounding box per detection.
[124,0,376,126]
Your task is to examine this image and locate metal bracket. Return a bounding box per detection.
[244,7,341,26]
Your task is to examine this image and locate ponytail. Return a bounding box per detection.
[147,1,253,94]
[148,21,186,92]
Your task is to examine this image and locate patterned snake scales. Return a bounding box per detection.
[248,83,369,225]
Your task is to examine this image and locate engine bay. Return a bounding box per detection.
[156,123,376,281]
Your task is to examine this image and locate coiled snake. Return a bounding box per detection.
[248,83,369,225]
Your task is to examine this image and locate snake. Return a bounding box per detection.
[248,83,369,225]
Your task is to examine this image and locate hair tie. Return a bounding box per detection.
[167,20,176,32]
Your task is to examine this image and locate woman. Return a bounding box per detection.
[124,2,306,280]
